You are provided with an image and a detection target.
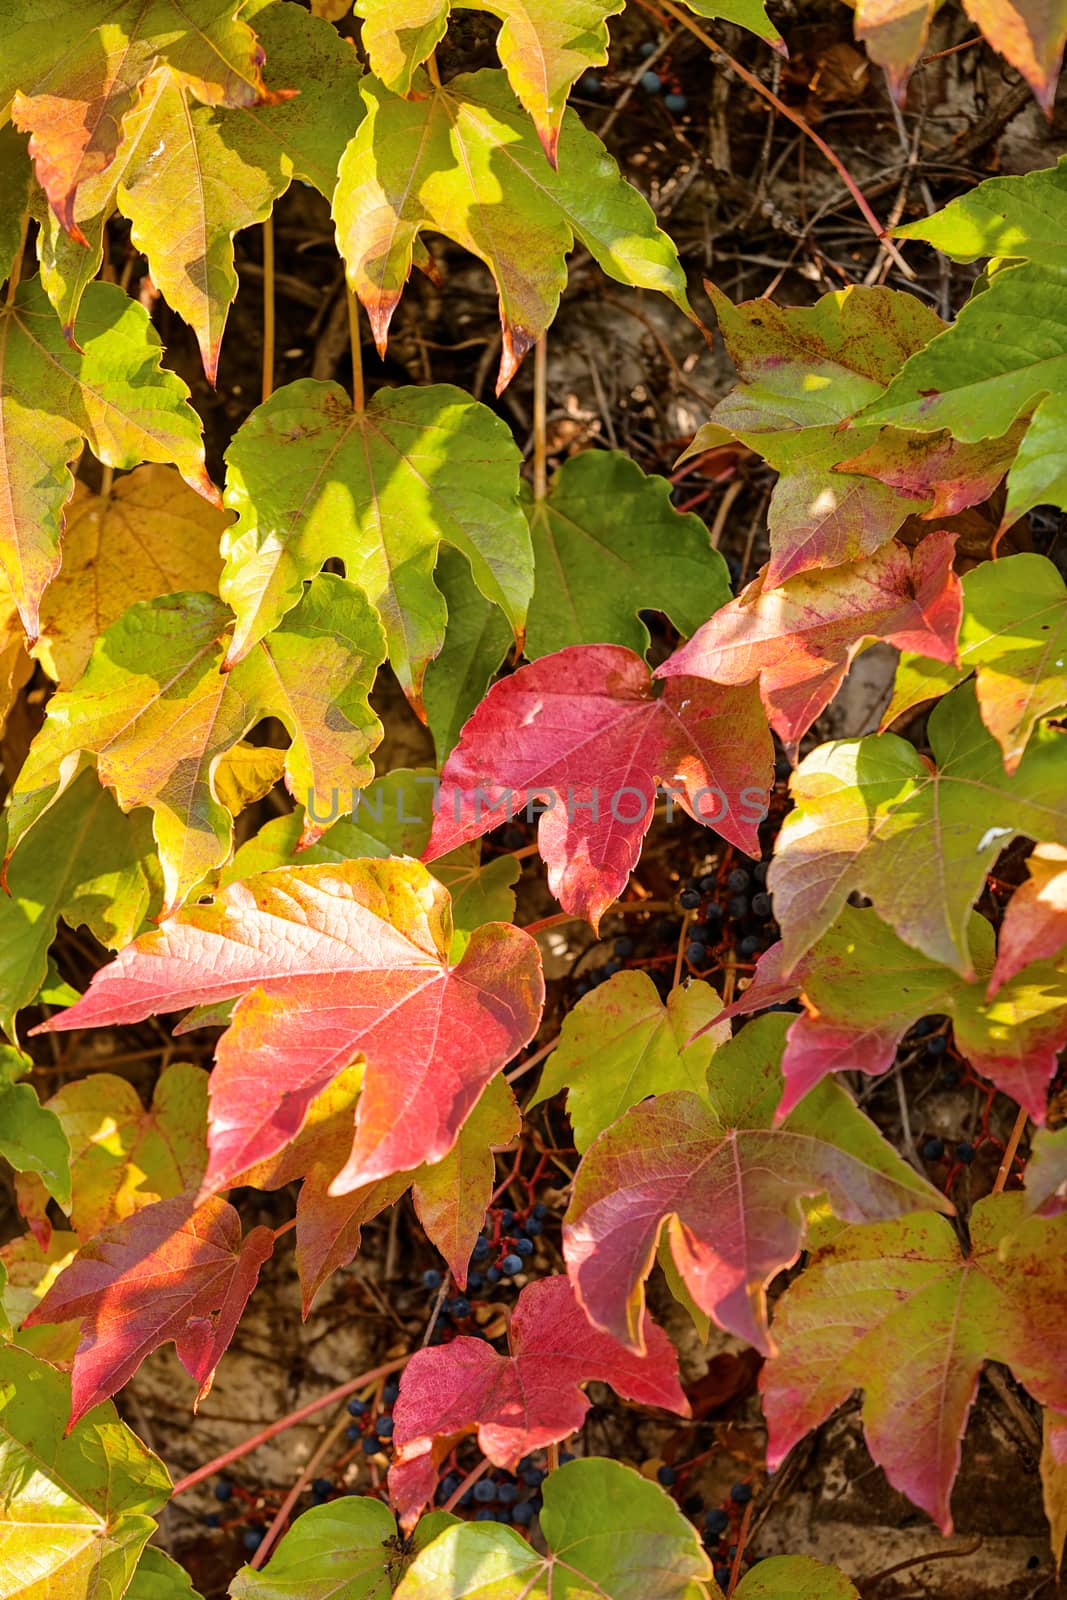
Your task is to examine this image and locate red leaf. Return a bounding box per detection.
[657,533,961,750]
[388,1275,688,1527]
[36,860,544,1194]
[24,1193,273,1427]
[424,645,773,928]
[990,845,1067,995]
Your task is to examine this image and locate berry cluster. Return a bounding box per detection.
[345,1382,399,1461]
[436,1452,565,1524]
[678,860,778,972]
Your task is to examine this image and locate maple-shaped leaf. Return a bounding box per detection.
[854,2,1066,109]
[761,1194,1067,1533]
[832,421,1025,530]
[423,547,514,762]
[7,574,386,910]
[0,277,216,636]
[38,858,544,1196]
[726,907,1067,1122]
[25,1191,275,1426]
[34,466,227,685]
[893,157,1067,268]
[395,1456,714,1599]
[389,1275,688,1526]
[769,680,1067,978]
[1,1225,80,1355]
[16,1061,207,1247]
[853,0,935,102]
[689,283,950,584]
[524,449,732,661]
[884,553,1067,775]
[991,843,1067,994]
[1028,1127,1067,1217]
[222,768,520,944]
[230,1497,453,1600]
[530,972,730,1152]
[127,1546,205,1600]
[563,1013,948,1354]
[424,644,773,929]
[0,766,160,1039]
[0,1046,71,1211]
[658,532,961,752]
[333,69,690,390]
[36,5,363,380]
[0,1345,171,1599]
[355,0,624,162]
[221,379,530,707]
[5,0,273,236]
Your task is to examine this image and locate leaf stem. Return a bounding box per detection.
[5,210,29,305]
[427,51,442,88]
[261,213,275,406]
[169,1354,410,1496]
[347,286,365,412]
[992,1106,1028,1194]
[636,0,914,279]
[99,465,114,499]
[533,334,548,500]
[249,1403,351,1568]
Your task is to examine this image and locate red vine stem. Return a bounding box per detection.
[726,1497,754,1595]
[169,1355,410,1496]
[249,1403,351,1568]
[991,1106,1028,1195]
[442,1456,492,1514]
[634,0,914,279]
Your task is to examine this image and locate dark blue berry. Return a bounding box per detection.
[422,1269,442,1291]
[685,940,706,965]
[922,1137,945,1161]
[523,1217,542,1237]
[474,1507,497,1521]
[383,1381,400,1406]
[205,1512,221,1528]
[730,1482,752,1505]
[362,1436,381,1455]
[957,1141,975,1164]
[728,869,750,893]
[753,862,768,885]
[714,1566,732,1587]
[243,1527,265,1552]
[513,1500,536,1524]
[459,1488,475,1508]
[941,1069,960,1088]
[487,1265,502,1284]
[704,1507,729,1536]
[912,1016,938,1036]
[698,873,718,893]
[213,1480,233,1502]
[577,73,602,96]
[664,92,688,112]
[640,69,662,92]
[448,1296,471,1319]
[680,888,701,909]
[347,1396,368,1417]
[375,1416,394,1438]
[472,1237,491,1262]
[657,1465,676,1486]
[738,935,760,957]
[926,1035,948,1056]
[727,895,749,920]
[501,1253,523,1276]
[523,1467,545,1487]
[474,1479,497,1504]
[532,1202,548,1220]
[751,892,772,919]
[559,1451,576,1464]
[515,1237,534,1257]
[500,1209,515,1228]
[497,1482,519,1504]
[639,39,658,56]
[437,1474,461,1504]
[346,1424,361,1443]
[467,1271,484,1292]
[614,936,634,958]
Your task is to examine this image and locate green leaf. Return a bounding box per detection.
[231,1497,456,1598]
[0,766,160,1040]
[127,1547,205,1600]
[356,0,624,161]
[222,379,529,708]
[894,153,1067,266]
[412,1073,520,1284]
[681,1,783,50]
[334,69,691,391]
[524,450,731,660]
[734,1555,859,1599]
[7,575,386,911]
[0,1344,171,1599]
[0,1081,70,1208]
[423,547,513,762]
[695,283,945,584]
[38,4,364,380]
[884,553,1067,772]
[221,768,518,938]
[1001,392,1067,526]
[531,972,729,1151]
[0,125,32,284]
[769,680,1067,977]
[0,277,216,635]
[394,1457,712,1599]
